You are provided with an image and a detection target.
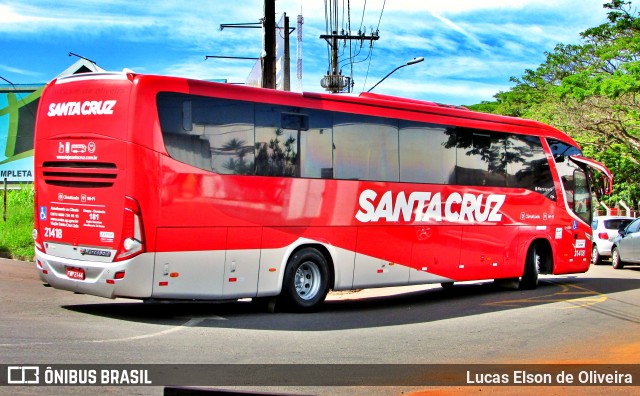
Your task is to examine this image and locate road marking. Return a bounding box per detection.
[555,283,608,309]
[88,317,207,343]
[483,281,607,309]
[0,315,225,347]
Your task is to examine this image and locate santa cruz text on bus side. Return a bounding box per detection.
[355,189,506,223]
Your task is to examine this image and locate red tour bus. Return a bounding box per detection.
[33,72,613,311]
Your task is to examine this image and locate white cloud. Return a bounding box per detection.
[0,0,620,104]
[160,56,257,83]
[0,63,41,78]
[366,76,508,104]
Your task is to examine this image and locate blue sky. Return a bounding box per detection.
[0,0,620,105]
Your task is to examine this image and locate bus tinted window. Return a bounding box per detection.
[157,93,556,198]
[255,106,331,178]
[157,93,256,174]
[299,111,333,179]
[399,121,456,184]
[333,113,399,181]
[255,105,300,177]
[548,139,582,158]
[507,135,556,200]
[453,128,507,187]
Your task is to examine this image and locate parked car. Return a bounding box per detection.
[611,217,640,269]
[591,215,634,264]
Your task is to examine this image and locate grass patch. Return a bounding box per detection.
[0,186,34,261]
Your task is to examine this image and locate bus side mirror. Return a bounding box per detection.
[603,175,613,195]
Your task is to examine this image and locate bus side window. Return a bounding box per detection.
[255,105,299,177]
[157,94,212,171]
[453,128,507,187]
[506,135,555,200]
[299,110,333,179]
[398,121,455,184]
[333,113,399,182]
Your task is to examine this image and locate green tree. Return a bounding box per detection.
[469,1,640,206]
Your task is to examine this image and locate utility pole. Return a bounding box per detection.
[262,0,276,89]
[211,0,288,90]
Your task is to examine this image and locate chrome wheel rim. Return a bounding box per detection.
[294,261,321,300]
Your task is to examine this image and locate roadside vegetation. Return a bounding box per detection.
[0,186,34,261]
[467,0,640,206]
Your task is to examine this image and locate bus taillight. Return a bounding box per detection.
[115,196,145,261]
[33,190,45,253]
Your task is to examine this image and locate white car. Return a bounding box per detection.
[591,215,634,264]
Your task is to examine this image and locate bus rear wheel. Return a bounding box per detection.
[279,247,330,312]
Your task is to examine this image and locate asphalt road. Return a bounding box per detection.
[1,257,639,395]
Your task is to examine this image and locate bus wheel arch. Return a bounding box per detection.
[278,244,334,312]
[520,239,553,290]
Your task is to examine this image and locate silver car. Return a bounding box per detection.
[591,215,634,264]
[611,217,640,269]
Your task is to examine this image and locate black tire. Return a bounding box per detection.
[612,246,625,270]
[591,245,602,265]
[520,245,540,290]
[493,277,520,290]
[251,297,278,313]
[440,282,455,289]
[279,247,330,312]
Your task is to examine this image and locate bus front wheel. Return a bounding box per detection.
[520,245,540,290]
[279,247,330,312]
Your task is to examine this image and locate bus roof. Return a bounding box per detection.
[48,71,578,146]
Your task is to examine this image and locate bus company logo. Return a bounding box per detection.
[57,193,80,202]
[356,189,505,224]
[80,248,112,258]
[47,100,116,117]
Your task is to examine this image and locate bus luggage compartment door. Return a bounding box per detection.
[153,227,227,299]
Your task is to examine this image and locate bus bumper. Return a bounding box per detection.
[34,250,154,299]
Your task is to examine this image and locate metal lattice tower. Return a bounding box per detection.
[296,13,304,91]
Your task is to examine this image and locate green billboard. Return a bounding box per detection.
[0,86,43,183]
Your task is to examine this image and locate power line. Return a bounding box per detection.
[376,0,386,31]
[320,0,380,93]
[358,0,367,32]
[362,0,386,91]
[0,76,14,85]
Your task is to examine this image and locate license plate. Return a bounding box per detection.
[66,267,85,280]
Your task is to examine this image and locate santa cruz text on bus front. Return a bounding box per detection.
[356,189,506,223]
